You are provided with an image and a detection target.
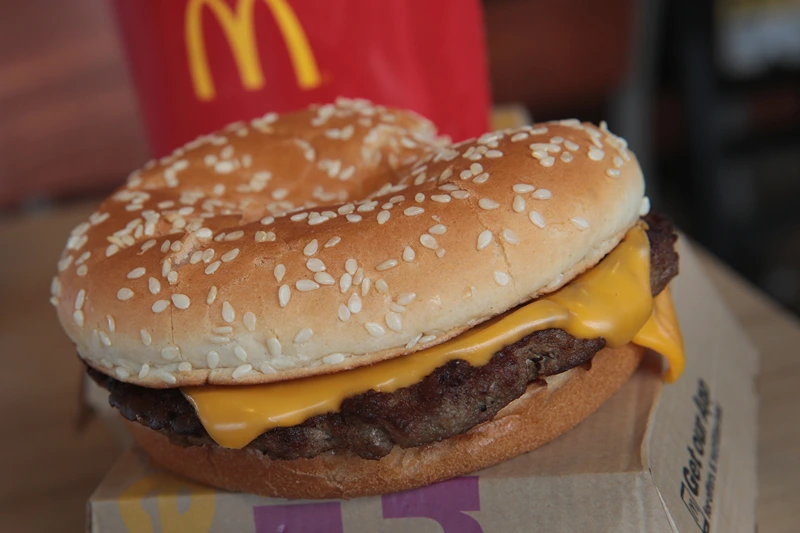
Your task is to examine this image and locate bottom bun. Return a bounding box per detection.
[126,343,643,499]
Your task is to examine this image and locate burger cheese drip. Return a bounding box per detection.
[184,225,684,449]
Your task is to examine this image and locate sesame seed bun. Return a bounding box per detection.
[53,99,644,387]
[125,343,643,499]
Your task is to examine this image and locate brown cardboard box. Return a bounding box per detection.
[86,237,758,533]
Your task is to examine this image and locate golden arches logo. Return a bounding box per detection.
[185,0,322,101]
[118,473,216,533]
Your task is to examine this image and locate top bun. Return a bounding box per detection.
[52,99,645,387]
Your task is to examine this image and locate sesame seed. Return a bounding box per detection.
[315,272,335,285]
[273,188,288,201]
[294,328,313,343]
[117,288,134,301]
[365,323,385,337]
[373,280,388,295]
[291,212,309,222]
[307,258,326,272]
[172,294,191,309]
[170,241,182,252]
[105,245,119,257]
[420,234,438,249]
[214,326,233,334]
[377,210,391,224]
[494,271,510,286]
[304,240,319,256]
[77,265,88,277]
[429,224,446,235]
[406,333,423,349]
[513,184,535,194]
[561,152,574,163]
[73,310,84,327]
[478,198,500,210]
[207,286,217,304]
[267,337,282,357]
[361,277,371,296]
[74,289,86,310]
[513,195,527,213]
[243,312,256,332]
[156,373,179,387]
[234,345,248,361]
[152,300,170,313]
[529,211,546,228]
[348,293,362,313]
[338,273,352,294]
[325,236,341,248]
[346,214,362,223]
[403,246,416,261]
[564,140,579,151]
[473,172,489,184]
[420,334,437,344]
[470,163,483,175]
[167,271,178,285]
[430,194,451,203]
[189,251,203,264]
[274,264,286,283]
[255,231,275,242]
[261,216,275,225]
[338,304,351,321]
[376,259,399,271]
[221,248,240,262]
[539,156,555,167]
[511,132,529,142]
[588,148,605,161]
[606,168,621,178]
[107,315,116,333]
[138,364,150,379]
[323,353,346,365]
[451,190,470,200]
[196,228,213,239]
[207,351,220,369]
[178,362,192,372]
[345,258,357,275]
[232,364,252,380]
[502,229,520,244]
[127,267,146,280]
[385,312,403,332]
[485,150,503,158]
[202,249,215,262]
[205,261,221,274]
[296,280,320,291]
[613,155,624,168]
[477,230,493,250]
[99,331,112,347]
[404,206,424,216]
[640,197,651,216]
[459,169,473,180]
[570,217,590,230]
[415,193,425,203]
[161,345,180,360]
[220,301,235,322]
[140,330,152,346]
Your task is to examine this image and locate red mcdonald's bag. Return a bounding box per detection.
[112,0,491,156]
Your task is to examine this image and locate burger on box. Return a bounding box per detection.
[86,237,758,533]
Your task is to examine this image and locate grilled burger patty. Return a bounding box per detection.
[89,214,678,460]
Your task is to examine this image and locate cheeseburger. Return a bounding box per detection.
[53,99,684,499]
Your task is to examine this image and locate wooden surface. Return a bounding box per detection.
[0,203,798,532]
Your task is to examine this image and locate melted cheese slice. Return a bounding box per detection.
[184,226,685,449]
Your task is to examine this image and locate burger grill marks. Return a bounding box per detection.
[89,214,678,460]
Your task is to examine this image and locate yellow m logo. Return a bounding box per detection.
[185,0,322,101]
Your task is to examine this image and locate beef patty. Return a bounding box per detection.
[89,214,678,460]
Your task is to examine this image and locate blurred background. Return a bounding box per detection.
[1,0,799,314]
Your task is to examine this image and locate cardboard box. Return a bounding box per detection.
[87,238,759,533]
